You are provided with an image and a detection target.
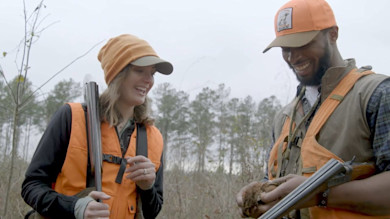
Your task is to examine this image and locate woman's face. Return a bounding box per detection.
[119,65,156,107]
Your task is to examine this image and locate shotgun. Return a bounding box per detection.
[259,158,375,219]
[84,81,103,194]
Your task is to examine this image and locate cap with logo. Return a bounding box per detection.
[263,0,337,53]
[98,34,173,85]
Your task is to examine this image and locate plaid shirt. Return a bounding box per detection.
[366,78,390,172]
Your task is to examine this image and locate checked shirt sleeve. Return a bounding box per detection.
[366,78,390,172]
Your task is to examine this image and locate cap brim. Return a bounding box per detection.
[131,56,173,75]
[263,30,320,53]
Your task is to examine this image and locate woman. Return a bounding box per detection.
[22,34,173,219]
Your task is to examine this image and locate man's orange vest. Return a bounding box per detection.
[268,69,390,218]
[54,103,163,218]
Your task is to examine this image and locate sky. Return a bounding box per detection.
[1,0,390,105]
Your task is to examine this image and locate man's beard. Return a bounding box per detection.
[290,46,331,86]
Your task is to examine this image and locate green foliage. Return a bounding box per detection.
[153,83,191,168]
[38,78,81,130]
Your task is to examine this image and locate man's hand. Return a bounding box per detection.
[125,155,156,190]
[236,181,278,218]
[260,175,313,211]
[84,191,111,219]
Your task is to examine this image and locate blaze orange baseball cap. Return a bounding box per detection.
[263,0,337,53]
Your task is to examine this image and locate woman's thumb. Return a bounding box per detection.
[88,191,111,200]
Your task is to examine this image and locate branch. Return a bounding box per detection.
[16,0,30,105]
[20,39,105,108]
[0,65,17,103]
[34,20,60,36]
[18,87,46,113]
[0,102,12,113]
[21,0,44,95]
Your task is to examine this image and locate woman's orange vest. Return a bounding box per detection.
[268,69,390,218]
[54,103,163,218]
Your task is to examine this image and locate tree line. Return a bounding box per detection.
[152,83,281,175]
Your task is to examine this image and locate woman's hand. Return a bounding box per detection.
[125,155,156,190]
[84,191,111,219]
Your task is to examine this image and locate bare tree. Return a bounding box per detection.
[0,1,102,217]
[1,1,47,216]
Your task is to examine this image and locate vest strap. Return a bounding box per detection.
[115,158,127,184]
[136,124,148,157]
[330,94,344,101]
[108,123,148,184]
[302,166,317,174]
[103,154,123,164]
[306,69,373,136]
[101,154,127,184]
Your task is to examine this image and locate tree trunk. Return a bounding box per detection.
[3,118,12,159]
[162,122,169,170]
[229,142,234,176]
[3,106,19,217]
[23,117,32,161]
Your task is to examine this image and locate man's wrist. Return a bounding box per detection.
[317,188,330,208]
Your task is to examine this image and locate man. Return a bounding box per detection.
[236,0,390,218]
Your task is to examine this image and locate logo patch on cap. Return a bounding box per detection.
[277,8,293,32]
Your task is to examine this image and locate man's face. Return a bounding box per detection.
[281,31,331,86]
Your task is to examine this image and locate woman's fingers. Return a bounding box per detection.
[88,191,111,201]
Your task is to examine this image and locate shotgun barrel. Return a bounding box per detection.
[84,82,102,194]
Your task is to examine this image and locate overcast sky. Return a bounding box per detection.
[1,0,389,105]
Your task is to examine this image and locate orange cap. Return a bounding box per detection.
[263,0,337,53]
[98,34,173,85]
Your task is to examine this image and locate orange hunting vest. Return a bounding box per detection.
[268,69,390,219]
[54,103,163,218]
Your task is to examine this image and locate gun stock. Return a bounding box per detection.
[259,158,375,219]
[84,82,103,194]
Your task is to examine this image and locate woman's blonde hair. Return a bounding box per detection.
[99,65,154,126]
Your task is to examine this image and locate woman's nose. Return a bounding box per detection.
[144,73,154,83]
